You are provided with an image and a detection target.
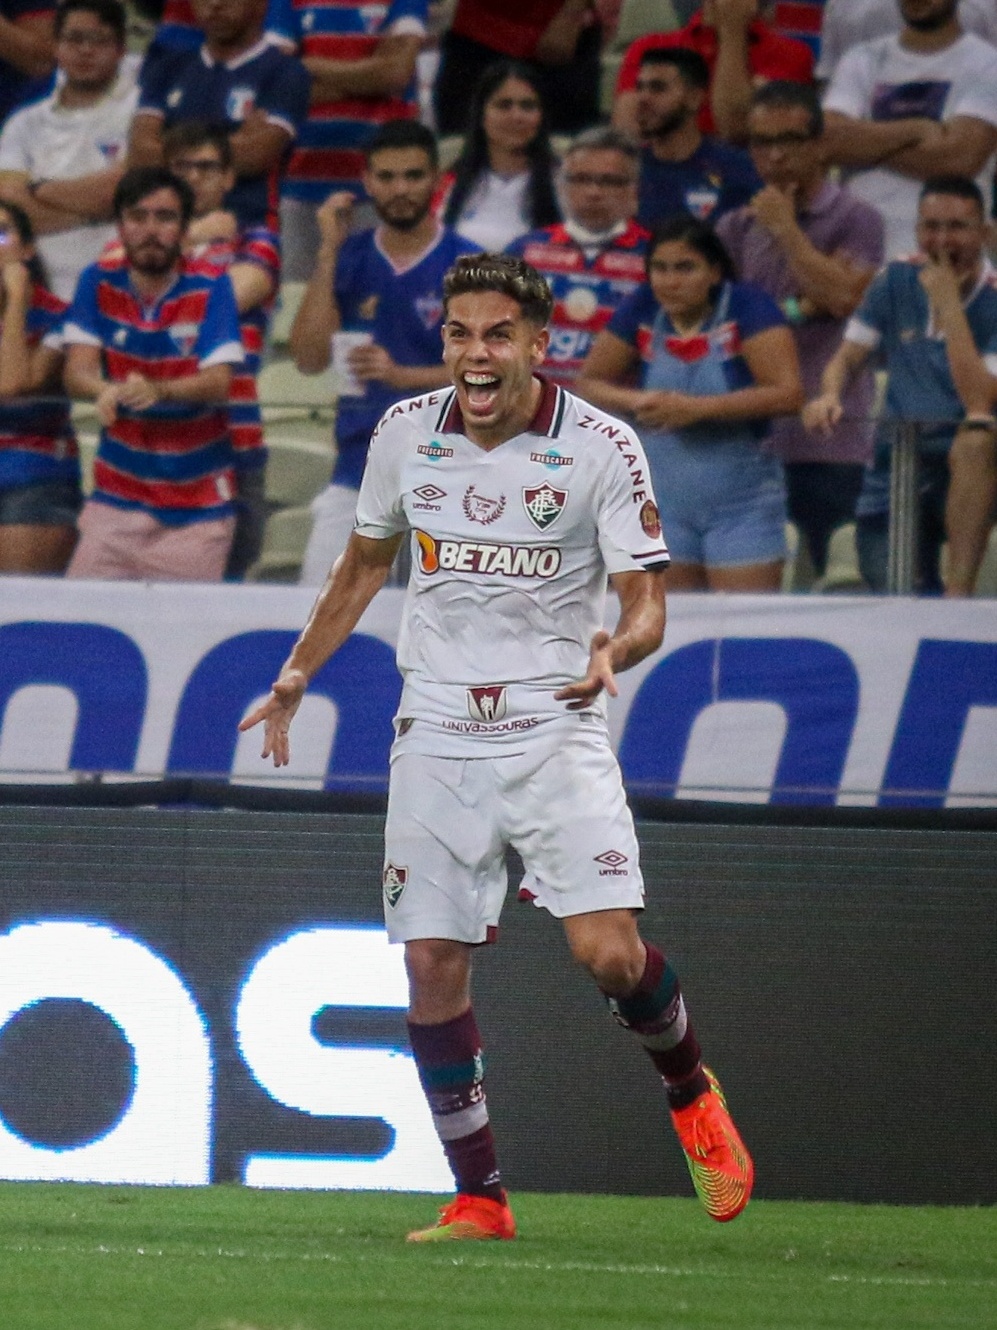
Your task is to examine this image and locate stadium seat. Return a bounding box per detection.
[246,503,314,583]
[781,521,800,592]
[612,0,679,51]
[974,526,997,596]
[438,135,464,171]
[258,355,338,417]
[601,0,680,117]
[263,434,334,508]
[268,280,307,349]
[814,523,866,594]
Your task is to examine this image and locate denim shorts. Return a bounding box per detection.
[645,433,787,568]
[0,478,82,527]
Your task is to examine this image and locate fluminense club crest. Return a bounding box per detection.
[382,862,408,908]
[522,483,567,531]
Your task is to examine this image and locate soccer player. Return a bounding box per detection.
[241,252,755,1240]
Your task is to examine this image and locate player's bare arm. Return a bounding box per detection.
[239,530,404,764]
[555,566,667,710]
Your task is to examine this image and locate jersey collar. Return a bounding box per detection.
[436,375,565,439]
[200,36,269,70]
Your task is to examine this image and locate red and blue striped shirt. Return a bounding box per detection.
[282,0,429,204]
[0,283,78,491]
[64,258,244,525]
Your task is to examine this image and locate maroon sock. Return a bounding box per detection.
[611,943,709,1110]
[407,1007,503,1202]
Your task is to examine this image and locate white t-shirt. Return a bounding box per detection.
[453,170,532,252]
[354,379,670,756]
[823,32,997,258]
[0,74,139,302]
[817,0,997,80]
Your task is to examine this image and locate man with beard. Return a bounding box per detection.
[629,47,760,229]
[822,0,997,258]
[62,166,244,580]
[290,119,478,585]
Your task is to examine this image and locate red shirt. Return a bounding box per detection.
[616,12,814,135]
[451,0,579,60]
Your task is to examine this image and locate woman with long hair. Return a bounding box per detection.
[440,60,560,253]
[578,215,804,592]
[0,202,80,574]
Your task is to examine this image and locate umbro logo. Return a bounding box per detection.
[594,850,629,877]
[413,482,446,511]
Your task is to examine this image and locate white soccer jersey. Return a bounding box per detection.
[354,378,669,755]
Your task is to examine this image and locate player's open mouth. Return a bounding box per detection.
[462,373,501,413]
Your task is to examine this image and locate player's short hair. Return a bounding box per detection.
[638,46,710,92]
[55,0,127,43]
[113,167,195,227]
[563,126,640,180]
[750,80,823,139]
[443,253,554,326]
[162,121,234,171]
[919,174,986,218]
[366,119,439,170]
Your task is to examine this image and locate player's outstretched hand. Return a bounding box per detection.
[554,630,618,711]
[238,668,308,767]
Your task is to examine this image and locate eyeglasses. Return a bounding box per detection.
[171,158,227,174]
[58,29,120,47]
[748,132,816,150]
[563,173,632,189]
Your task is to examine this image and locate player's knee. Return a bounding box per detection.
[404,938,471,1017]
[570,935,644,996]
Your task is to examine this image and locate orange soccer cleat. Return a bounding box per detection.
[406,1192,517,1243]
[670,1067,754,1222]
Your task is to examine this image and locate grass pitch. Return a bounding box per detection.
[0,1184,993,1330]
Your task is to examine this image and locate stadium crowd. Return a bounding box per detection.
[0,0,995,593]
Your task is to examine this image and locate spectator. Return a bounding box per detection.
[822,0,997,259]
[141,0,296,82]
[804,176,997,596]
[717,82,884,577]
[508,126,649,387]
[436,0,603,136]
[439,61,560,253]
[816,0,997,83]
[612,1,814,144]
[163,122,278,579]
[0,0,136,304]
[0,201,80,573]
[63,167,244,582]
[128,0,310,231]
[630,47,760,229]
[278,0,428,281]
[0,0,55,129]
[578,215,803,592]
[289,120,478,585]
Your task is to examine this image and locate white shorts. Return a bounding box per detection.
[381,728,645,944]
